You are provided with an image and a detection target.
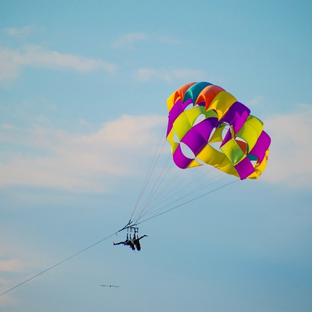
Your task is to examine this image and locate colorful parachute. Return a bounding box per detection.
[166,82,271,180]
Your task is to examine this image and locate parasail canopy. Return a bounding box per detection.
[166,82,271,180]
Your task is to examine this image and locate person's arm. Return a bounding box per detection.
[113,241,125,246]
[138,235,148,240]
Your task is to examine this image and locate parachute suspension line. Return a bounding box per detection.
[148,166,216,212]
[136,179,239,225]
[138,171,230,222]
[193,172,229,195]
[132,140,207,223]
[134,164,198,222]
[129,129,168,222]
[135,162,223,222]
[133,152,178,223]
[135,170,180,221]
[131,107,213,224]
[134,119,212,222]
[132,142,233,224]
[130,136,168,223]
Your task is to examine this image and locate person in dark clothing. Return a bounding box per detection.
[113,234,147,251]
[132,234,148,251]
[113,238,135,250]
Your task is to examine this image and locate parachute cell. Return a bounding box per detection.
[166,82,271,180]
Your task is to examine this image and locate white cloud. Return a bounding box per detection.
[134,67,205,82]
[246,95,264,106]
[0,45,116,82]
[110,33,149,50]
[0,115,166,192]
[0,245,44,304]
[0,259,24,273]
[261,104,312,188]
[0,253,28,304]
[110,33,181,49]
[2,26,34,38]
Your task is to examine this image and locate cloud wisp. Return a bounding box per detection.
[262,104,312,188]
[110,32,181,50]
[0,259,24,273]
[0,115,166,193]
[2,26,34,38]
[0,45,116,82]
[110,33,149,50]
[134,67,205,82]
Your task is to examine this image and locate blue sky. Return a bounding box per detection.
[1,1,312,311]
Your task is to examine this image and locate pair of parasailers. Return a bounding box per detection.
[113,232,147,251]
